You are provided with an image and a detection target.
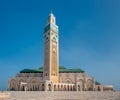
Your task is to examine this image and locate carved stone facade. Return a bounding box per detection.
[9,71,103,91]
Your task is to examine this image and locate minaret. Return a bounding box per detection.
[43,11,59,83]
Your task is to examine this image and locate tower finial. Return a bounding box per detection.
[50,9,53,14]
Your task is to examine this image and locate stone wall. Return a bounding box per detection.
[8,72,97,91]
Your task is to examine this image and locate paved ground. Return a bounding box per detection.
[0,91,120,100]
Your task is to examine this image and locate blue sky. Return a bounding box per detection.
[0,0,120,90]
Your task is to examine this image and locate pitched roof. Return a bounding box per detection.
[20,66,84,73]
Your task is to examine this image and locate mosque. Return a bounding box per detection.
[8,12,113,91]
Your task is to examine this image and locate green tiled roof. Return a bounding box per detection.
[59,66,84,73]
[20,69,43,73]
[20,66,84,73]
[95,81,101,85]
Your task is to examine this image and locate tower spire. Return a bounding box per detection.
[48,10,56,24]
[50,9,53,14]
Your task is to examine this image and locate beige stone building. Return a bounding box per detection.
[8,12,113,91]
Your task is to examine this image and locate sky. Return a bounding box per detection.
[0,0,120,90]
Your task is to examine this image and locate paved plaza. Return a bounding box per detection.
[0,91,120,100]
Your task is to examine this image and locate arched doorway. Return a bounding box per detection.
[42,84,44,91]
[64,85,66,91]
[70,85,72,91]
[97,86,101,91]
[48,84,51,91]
[67,85,69,91]
[73,86,75,91]
[87,79,93,91]
[58,85,60,91]
[78,85,80,91]
[11,87,15,91]
[78,79,84,91]
[54,85,56,91]
[21,86,25,91]
[10,80,16,91]
[61,85,63,91]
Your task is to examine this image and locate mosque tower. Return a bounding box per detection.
[43,11,59,83]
